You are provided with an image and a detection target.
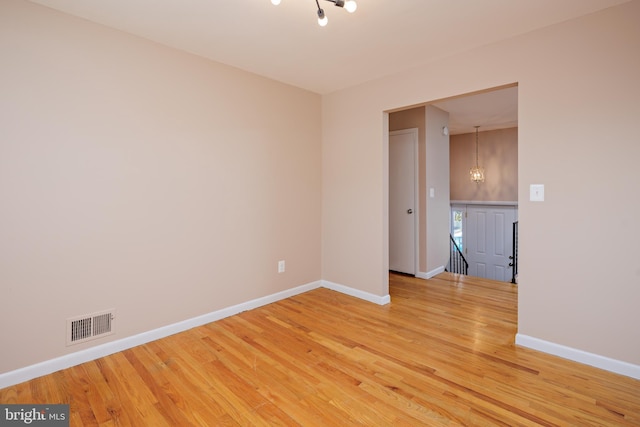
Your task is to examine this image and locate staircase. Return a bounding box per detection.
[447,220,518,283]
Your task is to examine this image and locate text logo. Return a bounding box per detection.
[0,405,69,426]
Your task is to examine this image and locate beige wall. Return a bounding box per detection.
[0,0,321,374]
[425,106,450,273]
[450,128,518,202]
[322,0,640,366]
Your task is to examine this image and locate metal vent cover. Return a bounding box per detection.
[66,309,115,346]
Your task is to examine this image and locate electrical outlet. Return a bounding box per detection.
[278,260,285,273]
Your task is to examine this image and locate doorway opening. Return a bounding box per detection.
[387,83,518,282]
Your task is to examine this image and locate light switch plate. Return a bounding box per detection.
[530,184,545,202]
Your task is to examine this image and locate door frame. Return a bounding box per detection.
[389,128,419,275]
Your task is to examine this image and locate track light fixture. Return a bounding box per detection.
[271,0,357,27]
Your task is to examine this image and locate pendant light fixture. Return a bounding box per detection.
[271,0,357,27]
[470,126,485,183]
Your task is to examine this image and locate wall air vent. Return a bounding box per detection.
[66,309,115,346]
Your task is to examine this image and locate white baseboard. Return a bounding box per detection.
[515,334,640,380]
[0,279,390,389]
[322,280,391,305]
[416,266,445,280]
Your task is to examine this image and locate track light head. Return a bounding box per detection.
[344,0,357,13]
[317,8,328,26]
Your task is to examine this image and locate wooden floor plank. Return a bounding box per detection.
[1,272,639,426]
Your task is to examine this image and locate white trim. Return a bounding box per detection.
[451,200,518,206]
[416,266,445,280]
[0,279,391,389]
[322,280,391,305]
[413,131,419,277]
[516,334,640,380]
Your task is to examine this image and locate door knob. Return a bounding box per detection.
[407,209,413,214]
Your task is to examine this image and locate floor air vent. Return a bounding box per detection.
[66,309,115,346]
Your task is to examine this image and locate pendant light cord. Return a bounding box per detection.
[475,126,480,167]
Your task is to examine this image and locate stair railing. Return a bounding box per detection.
[509,221,518,284]
[448,234,468,275]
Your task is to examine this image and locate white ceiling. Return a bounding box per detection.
[28,0,628,132]
[432,86,518,135]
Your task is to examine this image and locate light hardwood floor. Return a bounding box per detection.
[1,272,639,426]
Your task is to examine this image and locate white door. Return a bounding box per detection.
[466,205,516,281]
[389,129,418,275]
